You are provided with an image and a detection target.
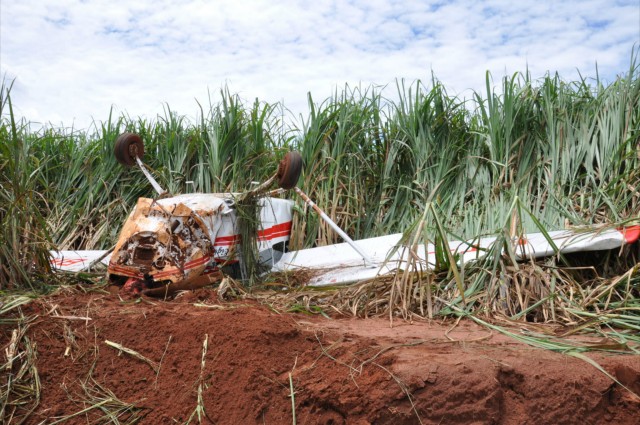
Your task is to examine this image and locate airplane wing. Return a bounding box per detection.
[273,225,640,286]
[50,250,112,272]
[49,226,640,282]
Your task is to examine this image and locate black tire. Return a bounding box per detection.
[114,133,144,167]
[277,151,303,189]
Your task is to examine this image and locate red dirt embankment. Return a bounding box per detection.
[3,288,639,424]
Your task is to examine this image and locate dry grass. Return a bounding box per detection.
[50,375,148,424]
[1,320,40,425]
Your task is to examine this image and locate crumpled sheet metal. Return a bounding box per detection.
[108,195,231,284]
[107,194,294,285]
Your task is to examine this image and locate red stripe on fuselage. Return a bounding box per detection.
[214,221,292,246]
[152,255,211,279]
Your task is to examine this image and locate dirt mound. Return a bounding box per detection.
[2,287,639,424]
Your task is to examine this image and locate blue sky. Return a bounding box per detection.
[1,0,638,131]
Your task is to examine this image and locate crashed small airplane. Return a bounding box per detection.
[52,132,306,295]
[51,133,640,294]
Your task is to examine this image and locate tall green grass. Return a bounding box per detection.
[0,81,54,291]
[1,53,639,300]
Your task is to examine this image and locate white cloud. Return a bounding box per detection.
[1,0,638,130]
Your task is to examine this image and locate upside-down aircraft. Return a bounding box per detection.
[50,133,640,295]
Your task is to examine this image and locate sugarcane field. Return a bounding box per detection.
[2,58,640,424]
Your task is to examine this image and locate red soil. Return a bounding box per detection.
[2,287,639,424]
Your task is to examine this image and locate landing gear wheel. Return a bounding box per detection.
[114,133,144,167]
[277,151,303,189]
